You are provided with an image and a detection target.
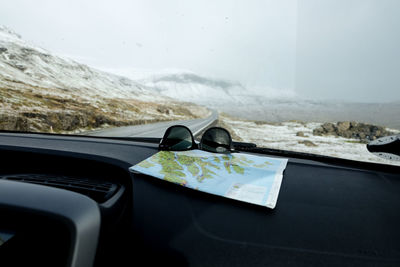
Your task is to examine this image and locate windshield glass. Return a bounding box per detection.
[1,0,399,166]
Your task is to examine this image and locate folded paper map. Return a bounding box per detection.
[129,150,288,209]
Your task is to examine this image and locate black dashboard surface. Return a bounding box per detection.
[0,132,399,267]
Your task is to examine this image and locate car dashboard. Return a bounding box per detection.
[0,132,399,267]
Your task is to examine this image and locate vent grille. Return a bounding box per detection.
[0,174,119,203]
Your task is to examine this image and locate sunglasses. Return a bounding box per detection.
[159,125,233,153]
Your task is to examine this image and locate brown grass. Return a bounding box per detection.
[0,81,205,133]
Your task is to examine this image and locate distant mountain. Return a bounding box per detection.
[131,69,296,107]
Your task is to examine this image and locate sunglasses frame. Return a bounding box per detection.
[159,125,197,151]
[159,125,233,153]
[199,126,233,153]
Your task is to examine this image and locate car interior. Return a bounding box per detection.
[0,131,399,267]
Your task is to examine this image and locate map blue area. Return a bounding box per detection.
[130,150,288,208]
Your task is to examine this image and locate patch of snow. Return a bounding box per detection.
[222,116,400,166]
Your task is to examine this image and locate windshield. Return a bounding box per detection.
[1,0,399,166]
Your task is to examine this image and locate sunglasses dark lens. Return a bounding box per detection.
[200,128,232,153]
[160,126,194,151]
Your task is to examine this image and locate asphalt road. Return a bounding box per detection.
[86,110,218,138]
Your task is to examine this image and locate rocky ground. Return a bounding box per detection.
[313,121,393,143]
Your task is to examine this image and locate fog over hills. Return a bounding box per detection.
[1,24,398,133]
[120,69,400,130]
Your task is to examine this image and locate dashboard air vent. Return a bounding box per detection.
[0,174,119,203]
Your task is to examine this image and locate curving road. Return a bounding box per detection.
[85,110,218,138]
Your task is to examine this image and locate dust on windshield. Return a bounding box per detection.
[0,0,399,166]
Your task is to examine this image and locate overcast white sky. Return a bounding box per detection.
[297,0,400,102]
[1,0,399,102]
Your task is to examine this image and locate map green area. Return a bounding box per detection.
[130,150,288,208]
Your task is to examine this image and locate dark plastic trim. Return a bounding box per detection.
[0,180,101,267]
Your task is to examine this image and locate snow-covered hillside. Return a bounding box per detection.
[0,25,163,102]
[0,26,208,133]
